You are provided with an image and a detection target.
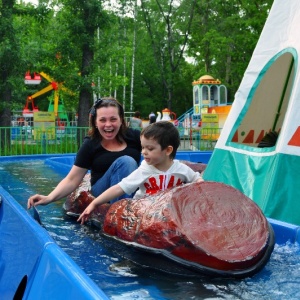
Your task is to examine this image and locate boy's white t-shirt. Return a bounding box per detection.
[118,159,201,199]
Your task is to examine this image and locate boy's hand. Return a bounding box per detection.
[77,203,94,224]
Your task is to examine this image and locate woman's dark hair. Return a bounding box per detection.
[88,97,127,143]
[141,121,180,159]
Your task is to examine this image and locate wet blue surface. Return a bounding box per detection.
[1,158,300,299]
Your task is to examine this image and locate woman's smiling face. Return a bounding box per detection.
[95,106,122,140]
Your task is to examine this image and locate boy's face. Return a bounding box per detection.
[141,135,170,167]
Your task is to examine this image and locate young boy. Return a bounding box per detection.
[78,121,203,224]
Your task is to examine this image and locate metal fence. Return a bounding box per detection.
[0,126,221,156]
[0,126,88,156]
[178,127,220,151]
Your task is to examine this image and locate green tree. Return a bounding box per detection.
[57,0,109,127]
[0,1,50,148]
[139,0,196,111]
[188,0,273,100]
[0,0,17,133]
[0,0,274,133]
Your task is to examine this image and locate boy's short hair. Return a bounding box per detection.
[141,121,180,159]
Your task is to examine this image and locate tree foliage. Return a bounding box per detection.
[188,0,273,100]
[0,0,273,127]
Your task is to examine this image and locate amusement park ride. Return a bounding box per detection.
[166,74,231,143]
[143,74,230,137]
[23,71,70,124]
[192,74,231,128]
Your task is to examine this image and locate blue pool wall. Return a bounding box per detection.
[0,185,109,300]
[44,151,213,175]
[1,152,300,299]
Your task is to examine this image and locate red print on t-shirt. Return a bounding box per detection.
[144,175,183,195]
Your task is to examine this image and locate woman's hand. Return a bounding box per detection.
[27,194,53,209]
[27,166,88,210]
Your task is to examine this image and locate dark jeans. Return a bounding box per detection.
[91,155,138,203]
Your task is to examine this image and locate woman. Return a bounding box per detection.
[27,97,141,208]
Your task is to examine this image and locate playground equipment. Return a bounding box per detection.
[23,71,70,123]
[192,75,231,129]
[175,75,231,147]
[192,75,227,110]
[156,108,177,122]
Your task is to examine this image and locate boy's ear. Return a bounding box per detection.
[166,145,173,156]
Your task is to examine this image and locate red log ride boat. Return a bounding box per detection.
[63,174,274,279]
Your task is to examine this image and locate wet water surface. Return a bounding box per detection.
[1,159,300,300]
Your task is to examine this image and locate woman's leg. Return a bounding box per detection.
[91,155,138,203]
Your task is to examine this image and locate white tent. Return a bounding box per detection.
[204,0,300,225]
